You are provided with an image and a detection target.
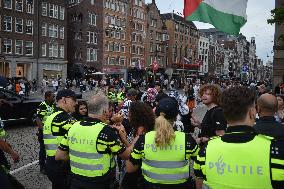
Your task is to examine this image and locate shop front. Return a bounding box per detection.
[103,67,127,81]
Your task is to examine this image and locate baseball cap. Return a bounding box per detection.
[127,88,138,96]
[56,89,76,101]
[155,97,179,120]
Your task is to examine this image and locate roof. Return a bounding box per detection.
[161,13,197,29]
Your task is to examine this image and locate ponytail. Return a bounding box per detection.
[154,113,175,147]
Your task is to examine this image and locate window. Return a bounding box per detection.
[16,0,23,11]
[59,45,64,58]
[91,0,95,5]
[59,7,65,20]
[41,43,47,57]
[87,48,97,62]
[26,0,34,14]
[109,42,114,52]
[42,2,47,16]
[4,39,12,54]
[109,57,115,65]
[15,40,23,55]
[115,31,120,39]
[121,32,125,40]
[59,27,64,39]
[54,25,58,38]
[49,4,54,18]
[87,31,97,44]
[151,19,157,27]
[49,43,58,57]
[15,18,23,33]
[48,25,58,38]
[54,5,58,19]
[42,23,47,36]
[121,45,125,53]
[3,16,12,32]
[4,0,12,9]
[120,57,125,66]
[26,20,33,34]
[25,41,33,55]
[88,13,96,26]
[115,43,120,52]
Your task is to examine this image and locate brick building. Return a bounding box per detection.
[127,0,147,79]
[145,0,168,75]
[161,13,199,78]
[0,0,67,81]
[103,0,128,78]
[66,0,103,78]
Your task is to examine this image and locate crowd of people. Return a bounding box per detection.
[0,76,284,189]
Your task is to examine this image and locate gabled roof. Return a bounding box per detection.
[161,13,197,29]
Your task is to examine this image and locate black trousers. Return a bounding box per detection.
[46,156,69,189]
[0,166,11,189]
[37,128,46,169]
[70,176,110,189]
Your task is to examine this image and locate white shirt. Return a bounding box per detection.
[52,80,58,87]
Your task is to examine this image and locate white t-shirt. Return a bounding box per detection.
[121,99,132,119]
[52,80,58,87]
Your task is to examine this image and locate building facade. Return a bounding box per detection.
[0,0,67,81]
[145,0,168,76]
[103,0,128,78]
[66,0,103,78]
[198,35,209,75]
[161,13,199,78]
[127,0,146,80]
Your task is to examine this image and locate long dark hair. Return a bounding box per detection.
[73,101,88,121]
[129,101,155,136]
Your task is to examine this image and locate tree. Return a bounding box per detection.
[268,7,284,41]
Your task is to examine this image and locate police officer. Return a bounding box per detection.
[55,92,133,189]
[0,97,22,188]
[117,89,125,105]
[43,89,77,189]
[35,91,55,173]
[194,86,284,189]
[107,85,117,104]
[127,97,199,189]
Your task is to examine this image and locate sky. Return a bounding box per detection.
[145,0,275,63]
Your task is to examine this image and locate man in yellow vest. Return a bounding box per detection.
[55,92,133,189]
[43,89,77,189]
[35,91,55,174]
[194,86,284,189]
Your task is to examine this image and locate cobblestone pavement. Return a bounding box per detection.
[5,88,208,189]
[6,124,51,189]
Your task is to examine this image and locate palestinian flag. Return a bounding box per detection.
[184,0,248,35]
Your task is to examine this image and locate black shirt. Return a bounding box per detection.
[254,116,284,139]
[200,106,227,137]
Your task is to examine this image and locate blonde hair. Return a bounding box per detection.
[154,113,176,147]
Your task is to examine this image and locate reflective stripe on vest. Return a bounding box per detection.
[143,159,188,168]
[45,144,58,151]
[142,170,189,181]
[43,111,63,157]
[204,135,272,189]
[68,122,112,177]
[70,149,103,159]
[43,134,57,139]
[70,160,103,171]
[40,101,54,123]
[142,131,189,184]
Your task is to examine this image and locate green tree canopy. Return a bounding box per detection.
[268,7,284,41]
